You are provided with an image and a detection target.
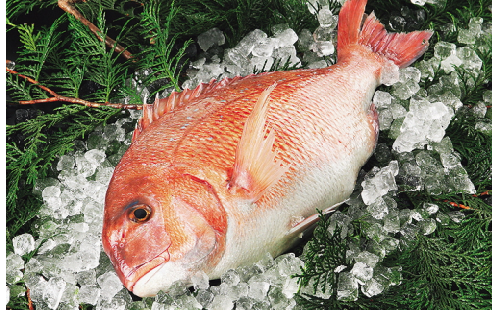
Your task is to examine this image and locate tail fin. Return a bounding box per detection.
[337,0,433,68]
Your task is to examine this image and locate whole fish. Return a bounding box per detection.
[102,0,432,297]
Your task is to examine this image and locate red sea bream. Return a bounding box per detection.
[102,0,432,297]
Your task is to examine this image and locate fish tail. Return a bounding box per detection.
[337,0,433,69]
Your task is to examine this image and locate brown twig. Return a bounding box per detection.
[58,0,134,60]
[440,190,491,211]
[27,287,34,310]
[7,67,144,109]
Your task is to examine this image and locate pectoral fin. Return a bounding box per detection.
[228,83,288,202]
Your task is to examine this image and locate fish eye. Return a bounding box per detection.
[128,204,152,223]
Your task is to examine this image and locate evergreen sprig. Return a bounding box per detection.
[6,0,491,309]
[6,0,188,244]
[294,212,349,295]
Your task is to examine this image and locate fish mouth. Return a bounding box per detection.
[119,251,170,293]
[131,260,191,297]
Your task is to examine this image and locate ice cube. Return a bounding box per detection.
[380,237,400,254]
[251,38,275,58]
[317,7,334,27]
[6,252,24,284]
[457,28,475,45]
[103,123,126,142]
[354,251,380,268]
[361,278,384,297]
[328,212,352,239]
[13,233,35,256]
[364,222,386,243]
[197,28,225,52]
[440,54,463,73]
[42,185,61,206]
[361,161,399,205]
[400,223,419,246]
[60,285,79,309]
[313,23,336,42]
[297,29,314,52]
[392,81,420,100]
[276,253,302,277]
[43,277,66,310]
[247,281,270,300]
[311,41,335,57]
[373,91,393,109]
[423,203,439,215]
[471,101,487,118]
[57,155,76,171]
[221,269,241,287]
[78,285,101,305]
[307,60,329,69]
[448,211,465,223]
[97,271,124,301]
[76,269,97,286]
[383,210,400,233]
[434,41,456,59]
[440,151,461,168]
[207,295,234,310]
[271,24,289,36]
[33,178,60,196]
[250,56,273,72]
[84,149,106,167]
[366,197,389,220]
[483,90,492,104]
[389,103,407,119]
[190,271,209,290]
[224,47,248,66]
[274,28,298,47]
[97,297,127,310]
[267,286,291,309]
[272,46,301,67]
[238,29,268,56]
[337,272,358,301]
[221,282,249,301]
[195,289,214,308]
[468,17,483,34]
[281,276,300,298]
[475,120,492,135]
[191,57,206,70]
[94,167,115,185]
[418,218,437,235]
[448,165,476,194]
[456,47,483,74]
[424,174,444,195]
[6,252,25,272]
[429,136,453,154]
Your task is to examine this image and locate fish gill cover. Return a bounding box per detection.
[6,0,491,309]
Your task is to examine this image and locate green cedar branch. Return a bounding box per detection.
[57,0,133,60]
[6,67,143,109]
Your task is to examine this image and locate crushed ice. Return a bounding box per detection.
[8,2,489,308]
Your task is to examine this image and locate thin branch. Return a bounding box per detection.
[58,0,134,60]
[6,66,143,109]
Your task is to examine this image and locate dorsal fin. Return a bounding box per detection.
[131,76,250,142]
[227,83,289,202]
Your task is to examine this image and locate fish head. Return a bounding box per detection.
[102,166,227,297]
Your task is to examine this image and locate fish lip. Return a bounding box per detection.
[122,252,170,292]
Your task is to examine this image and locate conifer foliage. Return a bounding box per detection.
[6,0,491,309]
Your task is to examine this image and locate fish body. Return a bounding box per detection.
[102,0,432,297]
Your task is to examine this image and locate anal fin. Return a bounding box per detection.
[228,83,288,202]
[287,200,346,236]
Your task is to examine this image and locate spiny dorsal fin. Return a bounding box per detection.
[227,83,288,202]
[131,76,250,142]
